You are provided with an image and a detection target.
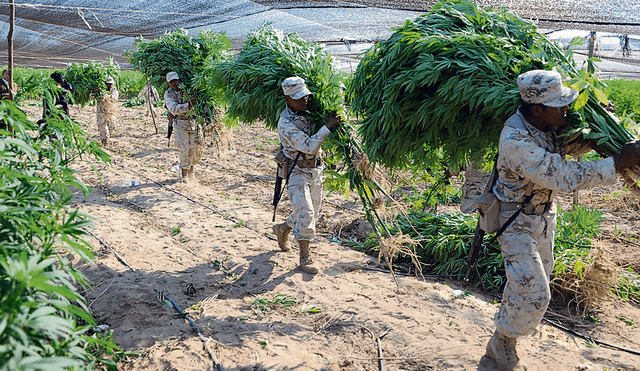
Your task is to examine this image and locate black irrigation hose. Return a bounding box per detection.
[154,289,223,371]
[115,162,277,242]
[542,317,640,357]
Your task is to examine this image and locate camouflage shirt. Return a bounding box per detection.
[277,107,331,161]
[164,88,190,120]
[494,108,616,205]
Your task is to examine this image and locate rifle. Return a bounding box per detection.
[272,150,302,222]
[464,155,529,286]
[166,110,174,147]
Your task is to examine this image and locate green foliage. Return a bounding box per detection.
[250,293,297,313]
[127,29,231,124]
[118,70,148,100]
[348,205,607,295]
[603,79,640,121]
[212,23,346,131]
[64,58,121,106]
[615,267,640,303]
[348,0,636,170]
[1,66,56,103]
[553,205,603,276]
[0,99,115,370]
[123,97,146,107]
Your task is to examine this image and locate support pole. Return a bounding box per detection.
[8,0,15,100]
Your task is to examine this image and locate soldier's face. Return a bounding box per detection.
[285,95,309,112]
[539,104,570,128]
[168,79,180,90]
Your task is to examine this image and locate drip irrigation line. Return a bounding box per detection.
[602,232,640,248]
[115,162,277,242]
[357,265,464,279]
[542,317,640,357]
[83,228,135,272]
[154,289,223,371]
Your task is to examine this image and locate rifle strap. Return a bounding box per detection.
[272,151,302,221]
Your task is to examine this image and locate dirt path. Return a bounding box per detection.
[22,101,640,370]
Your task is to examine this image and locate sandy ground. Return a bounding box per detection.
[21,101,640,370]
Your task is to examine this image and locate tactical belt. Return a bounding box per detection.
[500,201,551,215]
[296,157,322,168]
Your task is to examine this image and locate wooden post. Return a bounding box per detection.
[587,31,596,73]
[8,0,15,100]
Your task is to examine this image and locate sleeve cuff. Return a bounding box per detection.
[318,125,331,139]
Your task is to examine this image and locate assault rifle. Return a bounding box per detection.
[272,148,301,222]
[166,109,174,147]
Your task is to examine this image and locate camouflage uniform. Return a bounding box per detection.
[493,108,617,338]
[164,88,203,171]
[96,86,119,141]
[278,107,331,241]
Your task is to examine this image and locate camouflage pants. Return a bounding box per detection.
[495,204,557,338]
[97,112,116,140]
[173,119,204,170]
[285,167,323,241]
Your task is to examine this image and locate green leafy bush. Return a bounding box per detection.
[0,66,55,103]
[123,96,146,107]
[0,97,115,370]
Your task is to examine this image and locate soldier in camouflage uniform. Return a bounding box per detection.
[480,69,640,371]
[164,71,203,182]
[94,76,119,146]
[272,76,341,274]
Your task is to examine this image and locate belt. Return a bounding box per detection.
[296,157,322,168]
[500,201,551,215]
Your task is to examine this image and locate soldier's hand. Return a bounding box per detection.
[188,96,197,109]
[613,140,640,173]
[325,115,342,131]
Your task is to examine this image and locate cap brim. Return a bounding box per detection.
[289,89,313,100]
[542,86,579,107]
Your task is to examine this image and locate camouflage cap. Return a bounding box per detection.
[282,76,312,100]
[166,71,179,82]
[517,70,578,107]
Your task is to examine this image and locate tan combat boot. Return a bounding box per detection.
[480,330,527,371]
[100,138,108,146]
[272,223,292,252]
[181,168,189,182]
[298,240,318,274]
[188,166,195,180]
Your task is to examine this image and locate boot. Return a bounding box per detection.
[480,330,527,371]
[272,223,292,252]
[298,240,318,274]
[188,167,195,180]
[181,168,189,182]
[100,138,108,146]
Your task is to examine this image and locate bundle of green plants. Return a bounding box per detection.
[64,58,121,106]
[0,99,122,370]
[212,23,390,243]
[348,0,637,171]
[126,29,231,124]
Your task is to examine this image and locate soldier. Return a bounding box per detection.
[272,76,341,274]
[164,71,203,182]
[93,76,119,146]
[0,69,19,132]
[480,69,640,370]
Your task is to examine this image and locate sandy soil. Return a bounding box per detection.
[21,100,640,371]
